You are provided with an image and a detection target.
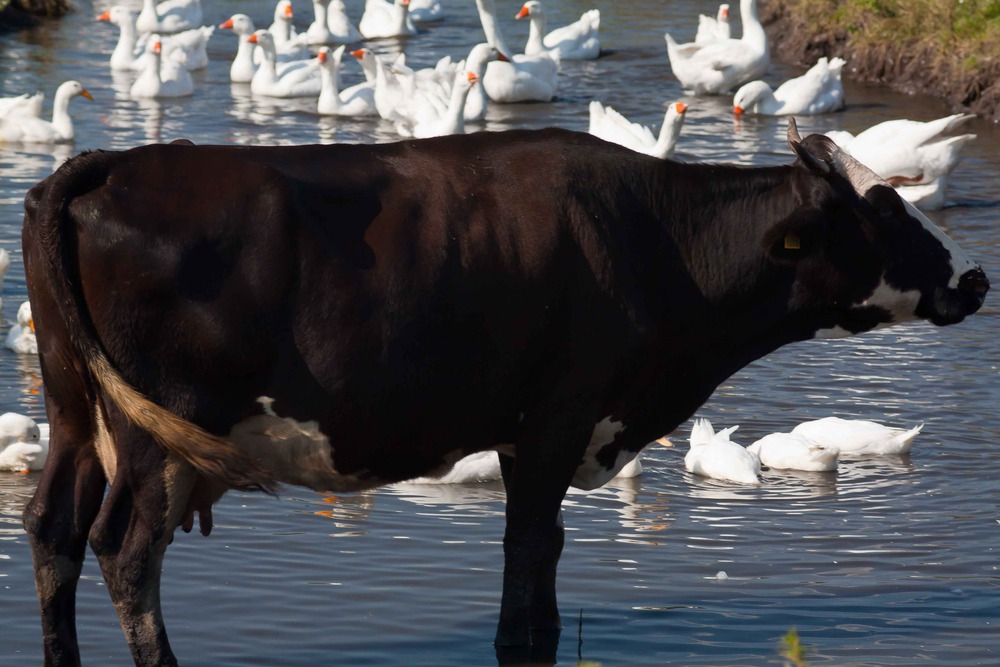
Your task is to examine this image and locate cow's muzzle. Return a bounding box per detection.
[921,266,990,326]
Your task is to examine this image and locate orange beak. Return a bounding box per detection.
[318,50,328,64]
[401,0,409,5]
[96,10,110,21]
[467,72,479,84]
[350,49,366,59]
[220,18,234,29]
[284,5,293,18]
[515,5,530,19]
[247,33,259,44]
[80,89,94,102]
[675,102,688,114]
[153,40,162,54]
[28,318,35,333]
[497,52,511,62]
[734,106,744,115]
[722,8,729,18]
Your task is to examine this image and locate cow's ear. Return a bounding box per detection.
[787,118,831,176]
[761,207,830,264]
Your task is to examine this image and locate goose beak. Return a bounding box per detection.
[28,318,35,333]
[220,18,234,29]
[318,50,327,64]
[675,102,688,114]
[283,5,293,17]
[96,10,110,21]
[247,33,259,44]
[722,8,729,18]
[350,49,366,60]
[467,72,479,85]
[497,51,511,62]
[515,6,530,19]
[733,105,745,115]
[80,89,94,102]
[655,437,674,447]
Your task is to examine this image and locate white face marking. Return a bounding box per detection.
[570,417,635,491]
[900,198,977,288]
[813,276,922,339]
[226,397,386,492]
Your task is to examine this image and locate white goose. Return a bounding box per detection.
[99,6,214,71]
[791,416,923,456]
[696,4,731,44]
[747,432,839,472]
[5,301,37,354]
[475,0,559,103]
[409,0,444,23]
[665,0,769,95]
[130,35,195,98]
[588,100,688,159]
[397,70,479,139]
[249,30,322,98]
[268,0,311,59]
[359,0,417,39]
[684,418,761,484]
[0,91,44,119]
[0,413,46,473]
[219,14,260,83]
[826,113,976,211]
[733,57,845,115]
[0,81,92,144]
[328,0,364,43]
[317,45,377,116]
[462,43,502,121]
[136,0,203,35]
[0,248,9,293]
[517,1,600,61]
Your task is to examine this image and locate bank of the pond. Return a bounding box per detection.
[0,0,70,32]
[762,0,1000,122]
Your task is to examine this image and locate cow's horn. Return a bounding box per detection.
[787,117,831,176]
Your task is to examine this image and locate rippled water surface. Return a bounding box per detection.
[1,1,999,665]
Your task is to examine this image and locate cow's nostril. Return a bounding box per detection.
[959,267,990,300]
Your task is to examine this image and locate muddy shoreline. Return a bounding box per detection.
[761,0,1000,123]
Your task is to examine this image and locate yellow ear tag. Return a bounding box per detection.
[784,232,801,250]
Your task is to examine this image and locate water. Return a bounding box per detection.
[1,1,998,665]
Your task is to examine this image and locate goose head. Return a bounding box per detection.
[733,80,773,115]
[220,14,256,36]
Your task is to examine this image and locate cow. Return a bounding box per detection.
[21,120,987,665]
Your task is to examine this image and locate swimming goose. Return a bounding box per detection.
[0,91,43,119]
[359,0,417,39]
[0,81,92,144]
[130,36,195,98]
[219,14,260,83]
[696,4,730,44]
[5,301,37,354]
[461,43,502,121]
[475,0,559,103]
[0,413,46,473]
[327,0,364,43]
[397,70,478,138]
[733,57,845,115]
[684,418,761,484]
[791,416,923,456]
[409,0,444,23]
[664,0,769,95]
[99,6,213,71]
[747,432,839,471]
[588,100,688,159]
[517,1,600,61]
[268,0,311,59]
[248,30,322,98]
[317,45,377,116]
[136,0,202,35]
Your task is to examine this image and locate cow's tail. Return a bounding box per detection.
[29,151,278,493]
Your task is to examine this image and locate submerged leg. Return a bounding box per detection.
[494,405,593,647]
[23,413,107,667]
[88,417,196,667]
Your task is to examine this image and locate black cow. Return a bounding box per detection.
[21,122,987,665]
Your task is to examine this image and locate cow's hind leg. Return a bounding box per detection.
[88,416,196,667]
[23,412,107,667]
[494,404,595,648]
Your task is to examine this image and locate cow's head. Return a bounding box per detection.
[765,119,988,339]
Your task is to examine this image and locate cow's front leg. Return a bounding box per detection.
[23,414,107,667]
[88,420,196,667]
[494,409,593,647]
